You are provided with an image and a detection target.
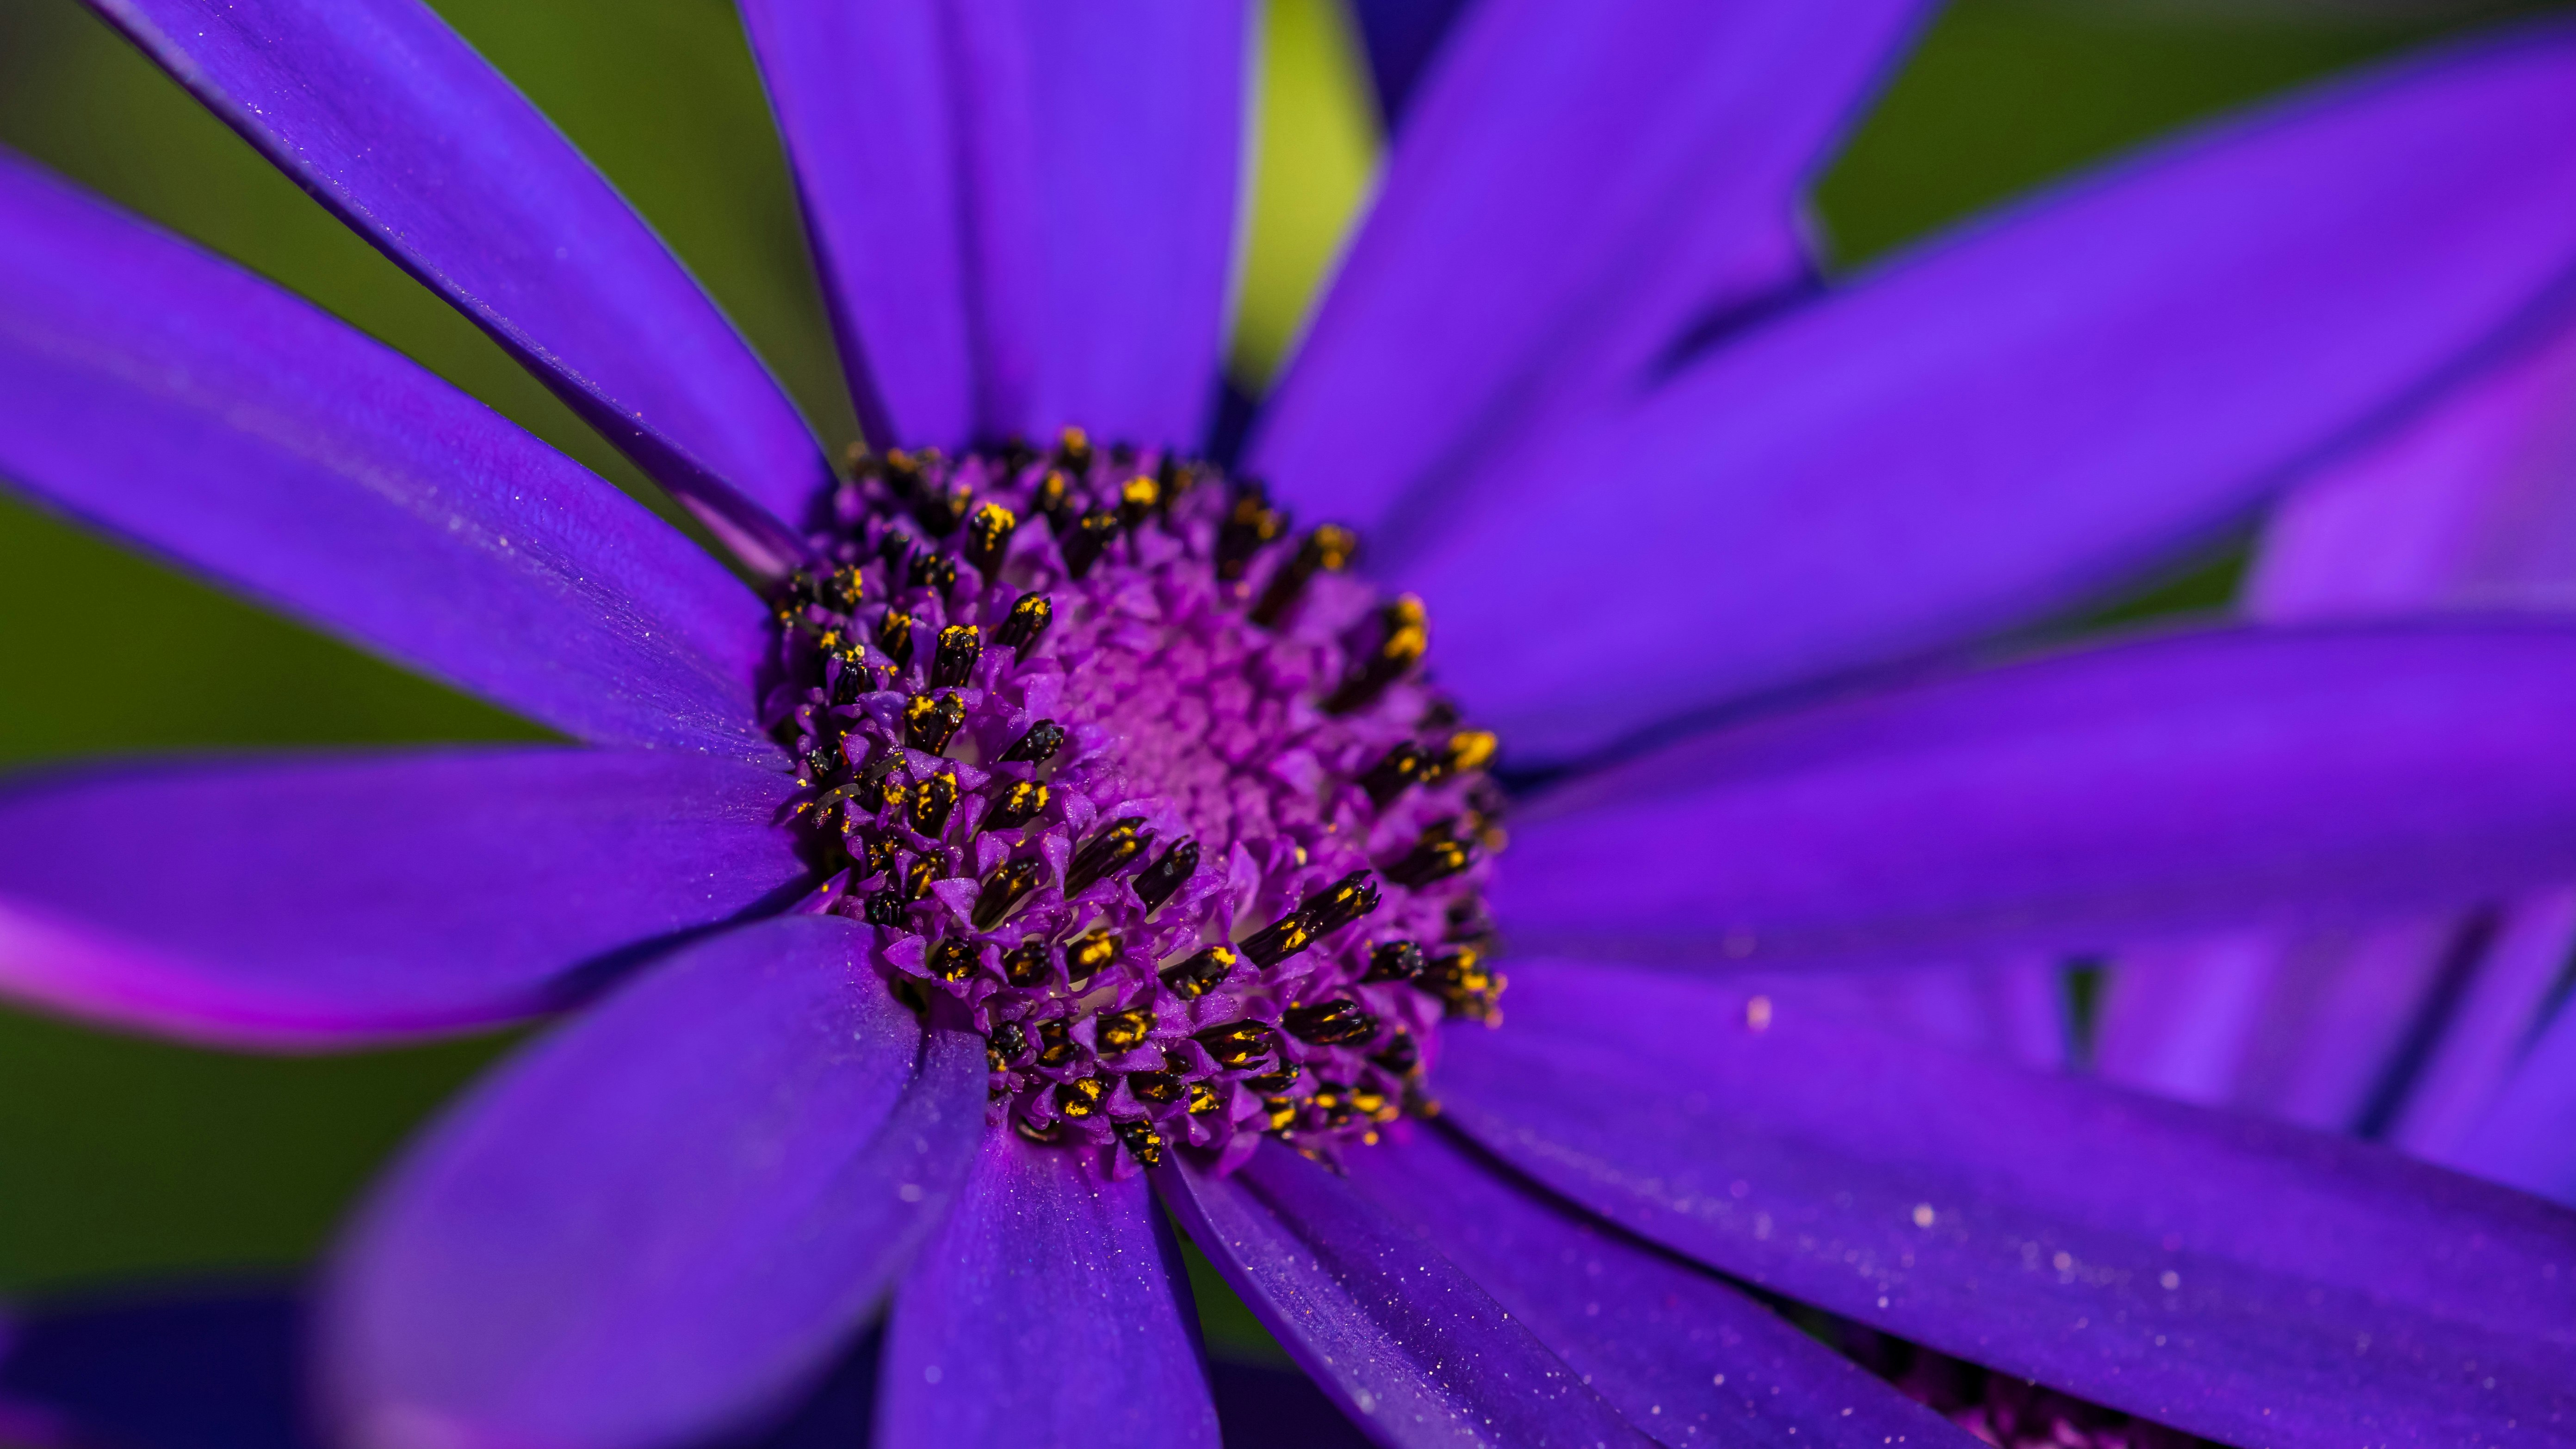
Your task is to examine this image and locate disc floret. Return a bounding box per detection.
[765,429,1504,1175]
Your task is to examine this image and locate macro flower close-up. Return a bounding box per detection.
[6,1,2576,1446]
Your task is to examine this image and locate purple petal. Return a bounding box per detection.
[2393,892,2576,1158]
[86,0,823,564]
[1767,960,2068,1071]
[2451,997,2576,1204]
[879,1134,1216,1449]
[742,1,1246,449]
[2249,296,2576,617]
[1154,1143,1652,1448]
[1437,960,2576,1447]
[1407,25,2576,760]
[736,0,970,448]
[1344,1129,1979,1447]
[0,152,779,764]
[1501,625,2576,968]
[0,749,805,1048]
[1250,0,1921,546]
[2098,923,2458,1131]
[2100,303,2576,1142]
[322,916,985,1449]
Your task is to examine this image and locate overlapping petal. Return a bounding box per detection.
[1409,24,2576,759]
[1344,0,1474,126]
[1344,1129,1978,1446]
[879,1134,1216,1449]
[2098,924,2462,1131]
[1437,962,2576,1449]
[742,0,1246,449]
[1251,0,1922,548]
[2250,310,2576,616]
[2101,313,2576,1143]
[2452,1000,2576,1204]
[1502,625,2576,968]
[0,749,805,1048]
[1156,1144,1651,1449]
[0,151,780,765]
[323,916,984,1449]
[85,0,824,564]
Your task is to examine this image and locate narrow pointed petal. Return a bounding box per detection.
[2452,1000,2576,1205]
[742,1,1247,449]
[0,153,779,764]
[2393,892,2576,1158]
[1410,25,2576,759]
[2250,299,2576,617]
[2101,922,2461,1132]
[1503,625,2576,969]
[1438,961,2576,1448]
[1155,1144,1652,1449]
[736,0,970,448]
[1250,0,1922,542]
[1345,1130,1979,1447]
[2102,306,2576,1139]
[0,749,805,1048]
[86,0,824,564]
[324,916,985,1449]
[880,1135,1216,1449]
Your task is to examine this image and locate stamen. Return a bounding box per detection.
[984,780,1049,833]
[1002,942,1050,988]
[1361,743,1429,806]
[995,593,1052,656]
[1065,928,1121,985]
[1298,870,1381,933]
[1361,940,1423,984]
[1251,524,1356,627]
[998,719,1065,765]
[876,608,916,673]
[1096,1006,1155,1053]
[1113,1118,1165,1167]
[1282,999,1378,1046]
[1064,817,1149,897]
[907,769,957,836]
[930,625,980,688]
[1159,944,1237,999]
[928,937,977,983]
[964,502,1017,576]
[1197,1020,1276,1070]
[1387,829,1476,888]
[1061,509,1121,580]
[1133,839,1199,911]
[973,859,1043,930]
[1325,596,1428,714]
[903,692,964,754]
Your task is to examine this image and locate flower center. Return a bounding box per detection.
[765,428,1505,1175]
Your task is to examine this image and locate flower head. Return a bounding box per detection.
[5,1,2576,1447]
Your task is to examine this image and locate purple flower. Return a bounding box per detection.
[4,2,2576,1447]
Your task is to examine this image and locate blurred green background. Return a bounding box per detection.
[0,0,2553,1359]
